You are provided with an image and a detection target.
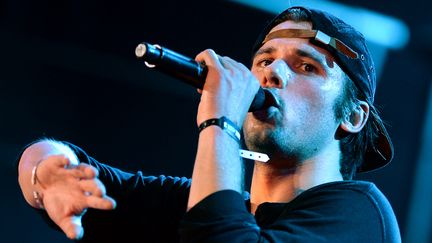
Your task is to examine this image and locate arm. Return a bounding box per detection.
[18,139,116,240]
[18,139,192,242]
[187,50,260,209]
[180,50,262,241]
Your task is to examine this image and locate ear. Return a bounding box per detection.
[339,101,369,134]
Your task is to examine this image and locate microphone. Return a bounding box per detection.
[135,42,268,112]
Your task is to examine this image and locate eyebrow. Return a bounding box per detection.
[295,49,327,67]
[253,47,277,58]
[254,46,329,69]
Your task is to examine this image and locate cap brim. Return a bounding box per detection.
[358,107,394,172]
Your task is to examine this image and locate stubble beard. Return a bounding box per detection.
[243,121,299,163]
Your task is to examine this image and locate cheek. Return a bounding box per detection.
[321,76,341,94]
[281,80,338,123]
[319,79,344,119]
[286,81,322,109]
[307,75,342,105]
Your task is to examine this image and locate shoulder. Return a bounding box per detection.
[291,180,394,220]
[285,180,401,242]
[296,180,385,202]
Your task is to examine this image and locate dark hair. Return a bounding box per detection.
[335,75,380,180]
[269,8,310,28]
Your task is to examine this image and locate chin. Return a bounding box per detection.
[244,128,279,154]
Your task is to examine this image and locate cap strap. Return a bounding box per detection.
[262,29,359,59]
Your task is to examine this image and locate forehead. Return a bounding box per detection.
[256,20,339,69]
[259,21,329,57]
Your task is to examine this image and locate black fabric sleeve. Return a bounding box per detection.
[63,142,191,243]
[180,190,260,242]
[179,182,401,243]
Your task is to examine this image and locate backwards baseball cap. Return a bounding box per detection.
[252,6,394,172]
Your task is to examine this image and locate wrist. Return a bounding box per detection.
[198,116,241,144]
[18,139,78,209]
[30,160,45,209]
[197,98,247,129]
[18,158,45,209]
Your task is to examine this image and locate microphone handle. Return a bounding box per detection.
[135,42,266,112]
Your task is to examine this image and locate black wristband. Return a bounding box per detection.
[198,116,241,143]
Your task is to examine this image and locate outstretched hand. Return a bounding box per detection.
[36,155,116,240]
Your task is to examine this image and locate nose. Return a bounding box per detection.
[261,59,290,89]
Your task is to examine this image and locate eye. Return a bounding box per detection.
[256,59,273,68]
[300,63,317,73]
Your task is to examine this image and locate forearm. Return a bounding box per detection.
[18,139,78,208]
[187,126,244,210]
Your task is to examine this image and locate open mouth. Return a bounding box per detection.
[263,89,281,109]
[252,89,281,121]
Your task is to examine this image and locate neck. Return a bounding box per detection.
[249,140,343,214]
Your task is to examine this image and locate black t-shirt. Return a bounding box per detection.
[181,184,401,243]
[34,142,401,242]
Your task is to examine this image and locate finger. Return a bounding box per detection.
[86,195,116,210]
[67,163,98,179]
[197,88,203,94]
[221,56,245,70]
[79,178,106,197]
[221,56,258,84]
[58,215,84,240]
[222,56,252,77]
[195,49,224,71]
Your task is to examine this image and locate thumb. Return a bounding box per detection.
[59,215,84,240]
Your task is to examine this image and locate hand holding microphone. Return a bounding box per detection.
[135,42,269,112]
[135,42,271,162]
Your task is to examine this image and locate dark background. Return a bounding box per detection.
[1,0,431,242]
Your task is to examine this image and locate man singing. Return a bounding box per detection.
[18,6,400,242]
